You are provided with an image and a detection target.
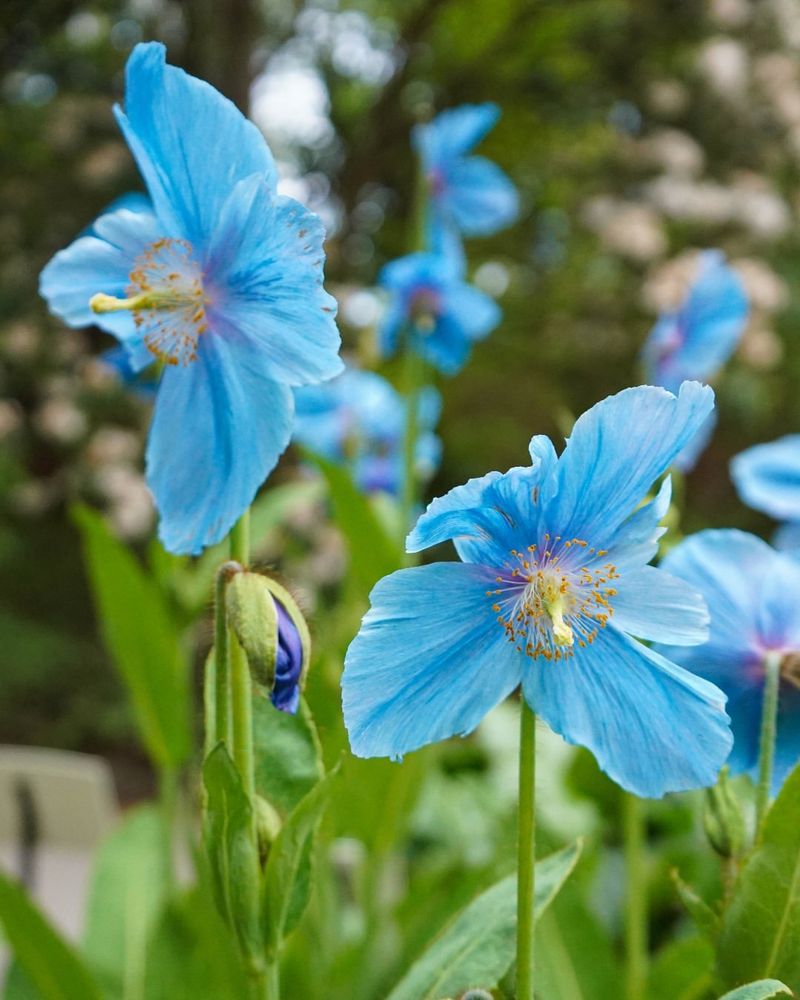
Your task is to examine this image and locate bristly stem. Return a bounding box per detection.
[755,650,781,836]
[400,346,422,543]
[229,510,254,798]
[624,792,647,1000]
[516,699,537,1000]
[213,567,232,749]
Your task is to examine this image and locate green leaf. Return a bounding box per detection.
[0,870,102,1000]
[262,765,339,958]
[672,870,720,939]
[386,839,582,1000]
[202,742,263,971]
[718,762,800,991]
[253,696,324,817]
[308,451,402,594]
[71,504,191,768]
[648,935,715,1000]
[82,804,169,999]
[718,981,793,999]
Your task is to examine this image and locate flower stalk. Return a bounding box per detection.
[229,511,255,799]
[624,792,647,1000]
[516,699,537,1000]
[755,649,781,837]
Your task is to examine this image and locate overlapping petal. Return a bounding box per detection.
[413,103,500,165]
[114,42,278,244]
[342,563,522,758]
[731,435,800,523]
[146,332,294,555]
[442,156,520,236]
[609,565,709,645]
[522,626,732,797]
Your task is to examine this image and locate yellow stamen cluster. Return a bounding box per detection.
[486,534,620,662]
[90,238,207,366]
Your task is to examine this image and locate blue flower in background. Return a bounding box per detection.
[413,103,519,256]
[731,436,800,550]
[293,368,441,496]
[342,382,733,798]
[656,530,800,793]
[642,250,748,471]
[378,253,500,375]
[39,42,341,555]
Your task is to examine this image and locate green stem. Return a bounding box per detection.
[250,964,279,1000]
[516,700,537,1000]
[400,347,422,542]
[231,510,251,566]
[624,792,647,1000]
[229,510,254,798]
[159,765,178,891]
[213,567,232,748]
[755,650,781,836]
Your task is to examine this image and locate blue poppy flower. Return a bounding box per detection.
[342,382,733,798]
[656,530,800,793]
[413,103,519,255]
[642,250,748,471]
[39,42,342,555]
[378,253,500,375]
[293,367,441,496]
[732,435,800,526]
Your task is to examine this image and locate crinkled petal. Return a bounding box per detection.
[114,42,277,244]
[442,156,520,236]
[731,435,800,522]
[146,333,293,555]
[203,177,341,386]
[342,562,521,758]
[523,626,732,797]
[673,410,717,473]
[610,565,709,645]
[39,203,162,367]
[605,476,671,570]
[548,382,714,548]
[413,103,500,167]
[407,465,543,564]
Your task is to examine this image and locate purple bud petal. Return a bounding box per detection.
[271,598,304,714]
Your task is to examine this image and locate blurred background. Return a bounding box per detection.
[2,0,799,811]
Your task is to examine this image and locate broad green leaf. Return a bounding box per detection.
[72,504,190,768]
[253,696,324,817]
[202,742,263,971]
[718,981,793,999]
[386,840,582,1000]
[648,935,715,1000]
[307,451,402,594]
[672,870,720,939]
[718,763,800,990]
[262,765,339,957]
[143,884,250,1000]
[82,804,169,999]
[0,870,102,1000]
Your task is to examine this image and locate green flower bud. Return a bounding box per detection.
[255,795,282,865]
[703,766,745,859]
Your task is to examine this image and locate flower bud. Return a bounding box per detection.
[703,766,745,859]
[255,794,282,865]
[225,570,310,715]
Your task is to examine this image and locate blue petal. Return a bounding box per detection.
[523,626,732,797]
[773,689,800,793]
[39,203,162,367]
[605,476,671,570]
[731,435,800,522]
[442,156,520,236]
[610,565,709,644]
[413,103,500,167]
[114,42,278,245]
[441,282,502,340]
[673,410,717,473]
[548,382,714,548]
[146,332,293,555]
[411,314,472,375]
[342,562,522,758]
[203,176,341,386]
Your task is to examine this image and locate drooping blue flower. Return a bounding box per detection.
[656,530,800,793]
[642,250,748,471]
[293,367,441,497]
[378,253,500,375]
[731,435,800,532]
[342,382,733,798]
[413,103,519,255]
[39,42,342,555]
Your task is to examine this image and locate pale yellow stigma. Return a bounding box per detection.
[90,290,181,314]
[541,582,574,648]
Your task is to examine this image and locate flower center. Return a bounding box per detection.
[486,536,620,661]
[409,287,441,334]
[90,238,208,366]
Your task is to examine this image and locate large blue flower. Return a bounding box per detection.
[342,382,733,798]
[413,103,519,255]
[642,251,748,472]
[293,367,441,496]
[656,530,800,793]
[39,43,342,555]
[731,436,800,546]
[378,253,500,375]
